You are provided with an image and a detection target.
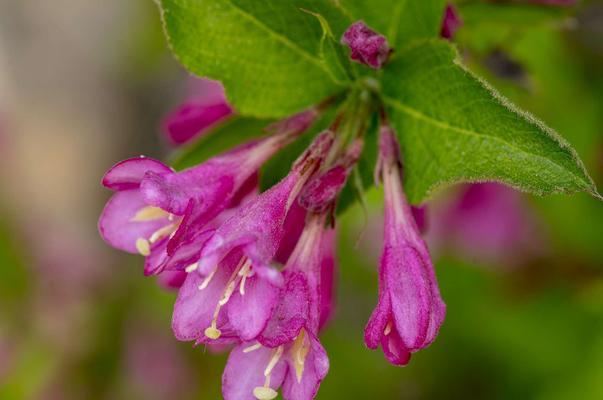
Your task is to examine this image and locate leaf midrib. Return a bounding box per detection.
[224,0,334,78]
[383,95,588,188]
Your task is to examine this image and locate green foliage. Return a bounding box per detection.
[160,0,599,209]
[159,0,352,117]
[381,39,598,204]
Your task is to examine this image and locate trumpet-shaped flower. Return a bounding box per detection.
[364,125,446,365]
[222,214,332,400]
[172,131,334,344]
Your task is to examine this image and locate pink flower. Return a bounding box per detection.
[172,132,334,344]
[99,109,317,276]
[161,78,232,146]
[341,21,391,69]
[440,4,462,40]
[222,214,332,400]
[432,183,545,267]
[364,125,446,366]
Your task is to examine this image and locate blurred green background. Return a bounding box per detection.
[0,0,602,399]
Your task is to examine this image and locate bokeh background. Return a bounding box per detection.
[0,0,602,399]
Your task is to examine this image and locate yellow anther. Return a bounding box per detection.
[243,343,262,353]
[131,206,168,222]
[204,325,221,339]
[253,386,278,400]
[384,322,392,336]
[135,238,151,256]
[185,263,199,273]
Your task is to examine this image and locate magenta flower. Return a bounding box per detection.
[162,78,232,146]
[432,183,545,267]
[440,3,462,40]
[341,21,391,69]
[364,125,446,366]
[222,214,332,400]
[172,131,334,343]
[318,228,337,329]
[99,109,317,276]
[99,156,176,257]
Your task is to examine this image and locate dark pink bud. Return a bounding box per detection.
[299,138,363,212]
[440,4,462,40]
[299,166,347,212]
[341,21,391,69]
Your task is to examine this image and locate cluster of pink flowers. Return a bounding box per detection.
[100,21,446,400]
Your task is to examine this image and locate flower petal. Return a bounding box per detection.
[141,167,234,216]
[380,324,411,366]
[144,238,169,276]
[172,257,236,341]
[222,343,286,400]
[157,270,187,290]
[227,275,279,341]
[98,190,169,253]
[385,245,432,350]
[318,228,337,330]
[102,157,171,191]
[282,333,329,400]
[364,289,391,350]
[258,271,309,348]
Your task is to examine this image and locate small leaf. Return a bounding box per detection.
[158,0,351,117]
[340,0,446,49]
[380,39,599,204]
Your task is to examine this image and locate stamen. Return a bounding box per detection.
[384,322,392,336]
[131,206,168,222]
[218,280,237,306]
[243,343,262,353]
[237,258,253,295]
[135,238,151,256]
[185,262,199,273]
[253,347,283,399]
[239,273,249,295]
[204,257,249,340]
[149,223,177,243]
[198,268,217,290]
[264,346,284,377]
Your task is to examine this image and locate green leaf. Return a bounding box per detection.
[158,0,351,118]
[380,39,599,204]
[171,117,271,170]
[340,0,445,48]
